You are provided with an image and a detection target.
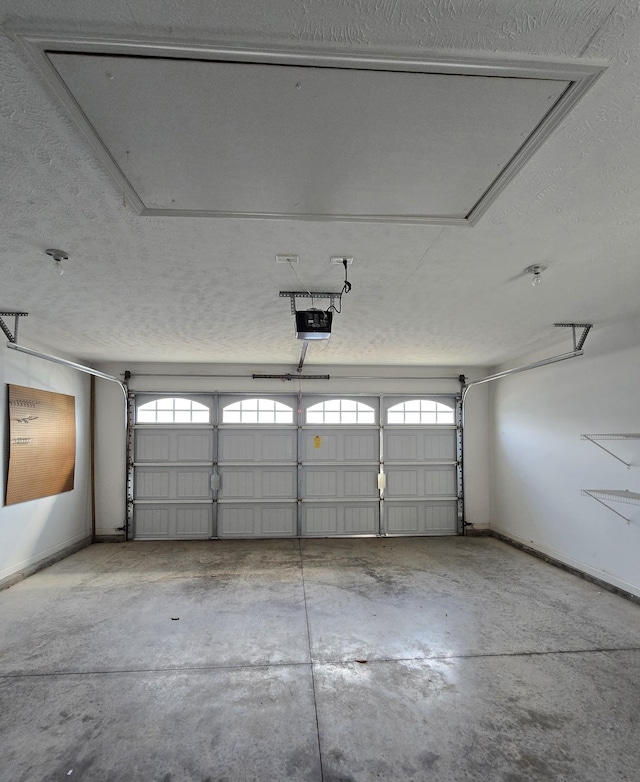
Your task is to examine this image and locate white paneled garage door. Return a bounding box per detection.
[129,393,462,539]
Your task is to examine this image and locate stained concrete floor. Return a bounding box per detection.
[1,537,639,782]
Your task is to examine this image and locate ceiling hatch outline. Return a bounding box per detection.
[15,33,606,226]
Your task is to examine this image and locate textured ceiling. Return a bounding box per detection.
[1,1,640,368]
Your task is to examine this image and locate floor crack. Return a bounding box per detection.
[298,539,325,782]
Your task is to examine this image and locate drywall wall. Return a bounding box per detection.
[0,343,92,585]
[94,363,490,536]
[490,317,640,597]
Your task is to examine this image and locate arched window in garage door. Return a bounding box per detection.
[387,399,455,425]
[136,397,210,424]
[221,398,294,424]
[306,398,376,424]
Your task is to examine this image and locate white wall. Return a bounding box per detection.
[94,362,491,536]
[0,344,92,584]
[490,317,640,597]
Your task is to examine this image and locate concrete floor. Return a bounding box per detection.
[0,537,639,782]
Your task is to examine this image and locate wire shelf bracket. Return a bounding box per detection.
[580,433,640,468]
[0,311,28,343]
[581,489,640,524]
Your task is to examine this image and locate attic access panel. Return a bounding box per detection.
[22,37,604,225]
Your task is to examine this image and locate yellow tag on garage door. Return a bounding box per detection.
[314,435,322,449]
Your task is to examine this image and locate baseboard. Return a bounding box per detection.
[489,526,640,604]
[0,535,92,591]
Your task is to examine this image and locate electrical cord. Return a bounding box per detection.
[286,257,351,315]
[341,258,352,294]
[327,259,352,314]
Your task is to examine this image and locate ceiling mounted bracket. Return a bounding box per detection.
[0,311,28,343]
[554,323,592,351]
[279,291,340,314]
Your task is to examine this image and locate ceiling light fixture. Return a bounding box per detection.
[45,248,68,276]
[524,264,547,287]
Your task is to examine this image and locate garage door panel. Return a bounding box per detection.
[218,503,296,537]
[385,428,456,461]
[344,433,378,460]
[304,506,337,535]
[218,430,295,462]
[386,504,419,532]
[386,465,456,498]
[423,466,456,495]
[344,469,377,497]
[176,506,212,536]
[134,504,212,539]
[305,432,338,461]
[219,505,256,535]
[221,469,254,498]
[385,501,457,535]
[135,428,213,463]
[176,470,211,499]
[261,506,296,535]
[135,467,212,500]
[303,466,378,499]
[177,432,213,461]
[135,431,170,462]
[262,469,296,497]
[302,502,379,536]
[219,467,296,499]
[345,505,378,533]
[304,469,337,497]
[134,507,171,537]
[134,469,171,499]
[262,433,296,461]
[385,431,417,460]
[303,428,378,462]
[386,469,418,496]
[218,433,253,461]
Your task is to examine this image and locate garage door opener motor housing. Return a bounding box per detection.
[295,309,333,340]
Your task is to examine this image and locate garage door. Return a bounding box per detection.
[128,393,462,539]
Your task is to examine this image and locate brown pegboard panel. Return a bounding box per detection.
[6,384,76,505]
